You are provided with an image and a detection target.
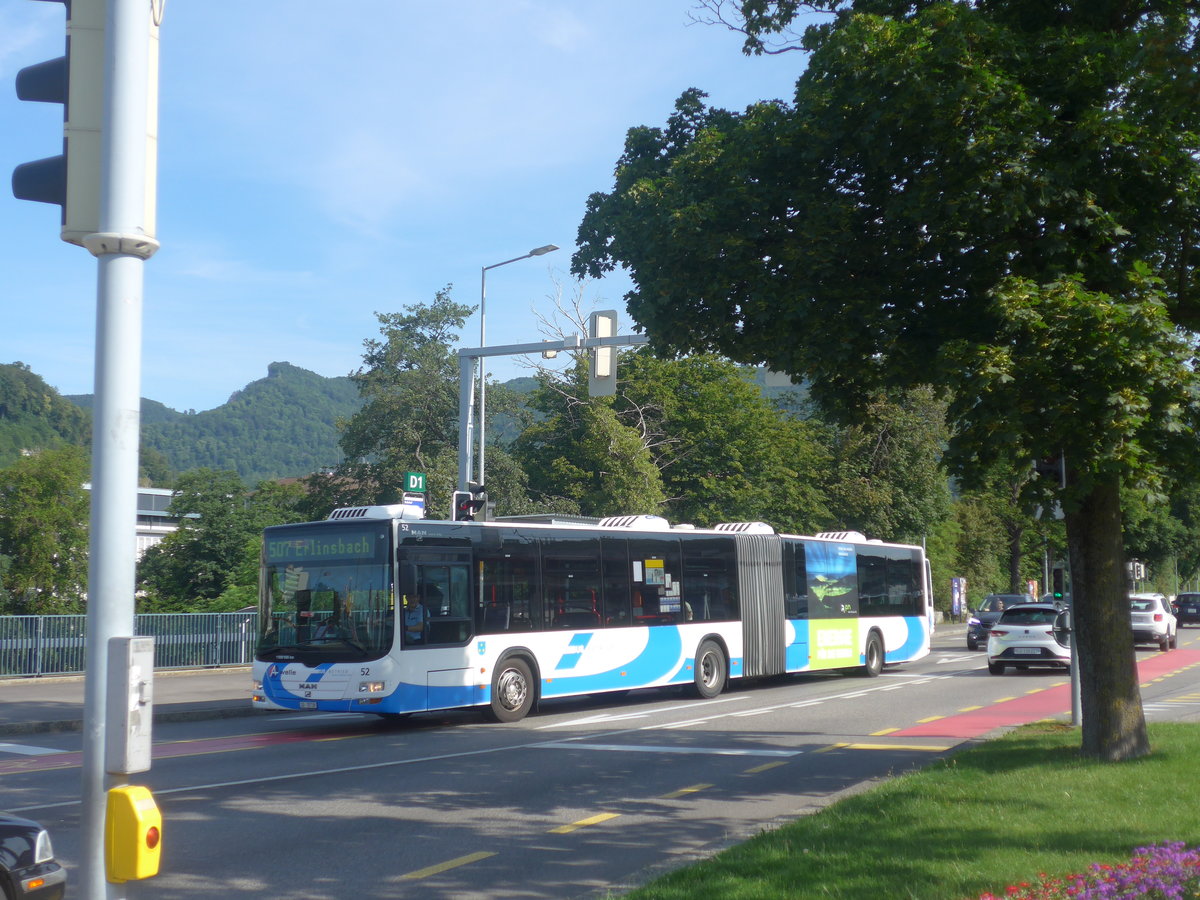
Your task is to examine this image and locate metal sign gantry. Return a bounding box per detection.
[456,332,649,491]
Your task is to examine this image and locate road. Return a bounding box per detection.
[4,629,1200,899]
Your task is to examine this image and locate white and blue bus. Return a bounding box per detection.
[252,506,934,722]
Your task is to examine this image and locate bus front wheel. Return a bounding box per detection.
[692,640,727,699]
[487,657,535,723]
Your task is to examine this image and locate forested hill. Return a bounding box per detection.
[6,360,803,486]
[61,362,360,484]
[0,362,91,467]
[92,362,360,484]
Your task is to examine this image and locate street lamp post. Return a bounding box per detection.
[478,243,558,488]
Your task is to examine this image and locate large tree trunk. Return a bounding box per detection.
[1065,471,1148,760]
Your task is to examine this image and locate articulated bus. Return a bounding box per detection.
[251,505,934,722]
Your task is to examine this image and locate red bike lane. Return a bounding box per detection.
[893,648,1200,740]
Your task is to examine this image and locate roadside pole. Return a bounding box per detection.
[79,0,161,896]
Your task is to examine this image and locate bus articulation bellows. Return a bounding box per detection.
[252,506,934,723]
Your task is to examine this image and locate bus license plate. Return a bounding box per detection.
[300,701,317,709]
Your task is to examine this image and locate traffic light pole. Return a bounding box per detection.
[456,332,649,491]
[78,1,161,897]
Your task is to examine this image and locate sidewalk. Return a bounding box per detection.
[0,667,262,737]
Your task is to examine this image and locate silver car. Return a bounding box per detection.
[1129,593,1177,651]
[986,602,1071,675]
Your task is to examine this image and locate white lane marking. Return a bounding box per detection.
[0,742,65,756]
[536,695,747,730]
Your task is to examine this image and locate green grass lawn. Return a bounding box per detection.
[620,722,1200,900]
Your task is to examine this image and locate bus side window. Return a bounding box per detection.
[601,538,632,627]
[477,540,539,633]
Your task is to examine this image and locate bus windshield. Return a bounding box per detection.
[258,522,394,661]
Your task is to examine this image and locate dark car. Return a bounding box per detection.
[967,593,1033,650]
[0,813,66,899]
[1174,592,1200,628]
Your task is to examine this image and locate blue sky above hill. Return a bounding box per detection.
[1,1,808,412]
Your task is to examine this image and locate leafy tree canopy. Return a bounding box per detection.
[137,469,306,609]
[575,0,1200,759]
[0,445,90,614]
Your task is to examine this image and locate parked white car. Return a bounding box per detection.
[1129,593,1177,651]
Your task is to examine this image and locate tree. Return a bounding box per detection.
[574,0,1200,759]
[616,351,831,532]
[137,469,305,609]
[822,387,951,543]
[334,287,531,518]
[515,358,668,516]
[0,446,90,613]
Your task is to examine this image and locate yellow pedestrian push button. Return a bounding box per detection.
[106,785,162,883]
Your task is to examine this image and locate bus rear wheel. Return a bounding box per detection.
[487,657,535,723]
[859,631,884,677]
[692,640,727,699]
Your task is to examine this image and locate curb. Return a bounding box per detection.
[0,702,270,738]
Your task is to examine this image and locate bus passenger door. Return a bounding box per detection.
[410,563,472,645]
[401,559,475,710]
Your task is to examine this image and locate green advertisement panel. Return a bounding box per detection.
[804,540,861,670]
[807,618,861,670]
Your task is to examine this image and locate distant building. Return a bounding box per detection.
[83,484,183,558]
[135,487,181,557]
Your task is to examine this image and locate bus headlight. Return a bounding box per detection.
[359,681,385,694]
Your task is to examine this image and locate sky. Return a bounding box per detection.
[1,1,808,413]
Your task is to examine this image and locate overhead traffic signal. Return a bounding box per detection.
[588,310,618,397]
[452,483,487,521]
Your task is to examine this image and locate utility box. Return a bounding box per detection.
[106,785,162,882]
[106,636,154,775]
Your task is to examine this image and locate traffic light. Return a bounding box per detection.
[452,483,487,521]
[12,0,159,246]
[12,0,104,244]
[1033,453,1066,489]
[588,309,618,397]
[1052,567,1065,601]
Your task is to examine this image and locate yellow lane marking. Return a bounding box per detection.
[548,812,620,834]
[1025,688,1046,695]
[871,727,900,735]
[401,851,496,880]
[916,715,943,723]
[660,783,712,799]
[958,706,983,712]
[744,760,787,774]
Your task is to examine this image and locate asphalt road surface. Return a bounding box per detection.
[4,628,1200,899]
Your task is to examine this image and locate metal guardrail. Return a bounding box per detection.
[0,611,260,678]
